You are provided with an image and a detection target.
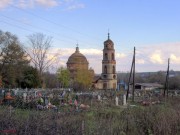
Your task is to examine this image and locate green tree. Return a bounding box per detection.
[0,75,2,88]
[169,76,180,89]
[21,66,41,88]
[74,69,93,91]
[57,67,70,88]
[147,71,165,84]
[0,30,29,87]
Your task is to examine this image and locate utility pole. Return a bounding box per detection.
[132,47,136,102]
[126,47,136,102]
[164,58,170,98]
[126,53,134,101]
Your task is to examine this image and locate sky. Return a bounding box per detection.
[0,0,180,74]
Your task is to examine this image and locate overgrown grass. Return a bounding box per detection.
[0,97,180,135]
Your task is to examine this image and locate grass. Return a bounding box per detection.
[0,97,180,134]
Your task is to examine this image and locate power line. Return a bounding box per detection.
[0,20,35,33]
[0,14,86,44]
[1,14,75,40]
[9,4,104,42]
[0,20,74,44]
[0,13,102,48]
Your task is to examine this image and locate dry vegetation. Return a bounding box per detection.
[0,97,180,135]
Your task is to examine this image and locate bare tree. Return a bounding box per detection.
[26,33,60,87]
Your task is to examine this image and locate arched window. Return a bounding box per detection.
[113,66,115,74]
[104,53,108,60]
[103,83,107,89]
[113,83,116,89]
[112,53,114,60]
[104,66,107,74]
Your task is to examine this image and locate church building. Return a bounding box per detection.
[66,46,94,80]
[94,33,117,90]
[66,33,117,90]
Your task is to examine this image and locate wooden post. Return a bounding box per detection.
[132,47,135,102]
[164,58,170,98]
[126,47,135,101]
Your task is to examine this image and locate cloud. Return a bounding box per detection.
[136,59,145,64]
[62,0,85,10]
[116,53,126,59]
[170,54,180,64]
[66,3,85,10]
[17,0,35,9]
[59,48,102,56]
[0,0,12,9]
[150,50,164,64]
[60,48,74,56]
[0,0,59,9]
[132,42,180,72]
[138,42,180,65]
[48,48,127,73]
[17,0,27,8]
[81,48,102,55]
[63,0,74,3]
[0,0,85,10]
[37,42,180,73]
[35,0,58,7]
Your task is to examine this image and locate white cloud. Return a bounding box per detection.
[0,0,12,9]
[81,48,102,55]
[136,59,145,64]
[35,0,58,7]
[63,0,74,3]
[116,53,126,58]
[60,48,74,55]
[66,3,85,10]
[60,48,102,57]
[0,0,59,9]
[138,42,180,65]
[0,0,85,10]
[150,50,164,64]
[39,42,180,73]
[17,0,27,8]
[48,48,126,73]
[170,54,180,64]
[132,42,180,72]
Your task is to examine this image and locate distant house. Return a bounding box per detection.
[133,83,163,91]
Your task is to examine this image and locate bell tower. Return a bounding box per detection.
[101,33,117,90]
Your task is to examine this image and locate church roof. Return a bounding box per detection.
[104,33,114,45]
[67,47,89,64]
[104,39,114,45]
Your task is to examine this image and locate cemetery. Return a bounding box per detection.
[0,29,180,134]
[0,87,180,134]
